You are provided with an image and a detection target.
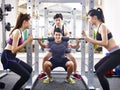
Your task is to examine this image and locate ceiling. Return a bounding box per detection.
[18,0,103,18]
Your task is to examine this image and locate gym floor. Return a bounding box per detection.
[0,52,120,90]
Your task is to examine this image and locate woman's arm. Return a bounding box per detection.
[12,29,33,54]
[82,24,108,47]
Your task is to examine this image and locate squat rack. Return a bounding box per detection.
[25,0,95,90]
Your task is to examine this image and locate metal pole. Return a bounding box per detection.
[1,0,6,50]
[34,0,40,76]
[25,0,33,89]
[80,0,89,89]
[81,0,86,77]
[0,0,8,79]
[44,7,48,37]
[88,0,95,89]
[39,0,82,3]
[72,8,76,38]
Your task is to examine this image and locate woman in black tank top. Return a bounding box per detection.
[82,8,120,90]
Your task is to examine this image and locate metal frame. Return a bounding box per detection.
[25,0,37,90]
[44,7,49,37]
[25,0,95,90]
[72,8,76,38]
[1,0,6,51]
[0,0,8,80]
[87,0,94,89]
[39,0,82,3]
[80,0,87,87]
[34,0,40,77]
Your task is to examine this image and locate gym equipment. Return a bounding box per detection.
[5,4,13,11]
[0,8,3,21]
[5,22,11,31]
[33,37,84,41]
[0,0,10,82]
[0,4,13,21]
[1,1,13,49]
[25,0,95,90]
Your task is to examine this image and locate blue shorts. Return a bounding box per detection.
[49,57,70,71]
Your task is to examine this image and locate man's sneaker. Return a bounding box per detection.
[38,73,46,79]
[73,74,81,80]
[43,77,53,84]
[65,77,76,84]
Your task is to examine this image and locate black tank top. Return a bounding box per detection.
[96,24,113,40]
[54,25,65,36]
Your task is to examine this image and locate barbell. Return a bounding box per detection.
[33,37,84,42]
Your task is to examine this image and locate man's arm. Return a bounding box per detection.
[38,38,49,48]
[68,38,80,49]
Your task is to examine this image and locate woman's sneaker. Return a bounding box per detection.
[65,77,76,84]
[43,77,53,84]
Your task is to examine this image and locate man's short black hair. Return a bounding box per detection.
[53,13,63,20]
[54,28,62,34]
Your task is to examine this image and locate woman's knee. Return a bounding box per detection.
[94,64,99,71]
[21,71,31,81]
[95,68,105,78]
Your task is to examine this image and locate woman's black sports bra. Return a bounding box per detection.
[96,24,113,40]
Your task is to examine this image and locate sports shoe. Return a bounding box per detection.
[38,73,46,79]
[43,77,53,84]
[73,74,81,80]
[65,77,76,84]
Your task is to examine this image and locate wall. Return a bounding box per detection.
[102,0,120,54]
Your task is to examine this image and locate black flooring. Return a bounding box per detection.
[33,74,87,90]
[0,71,120,90]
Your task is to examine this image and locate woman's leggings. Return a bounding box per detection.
[94,49,120,90]
[1,50,32,90]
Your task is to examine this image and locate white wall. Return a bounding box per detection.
[103,0,120,45]
[102,0,120,54]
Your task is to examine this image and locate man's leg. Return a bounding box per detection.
[44,61,52,78]
[65,61,76,84]
[43,61,53,84]
[38,52,52,79]
[66,53,81,79]
[66,61,74,78]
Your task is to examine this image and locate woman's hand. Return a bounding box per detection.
[27,35,33,43]
[81,30,89,41]
[81,30,87,37]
